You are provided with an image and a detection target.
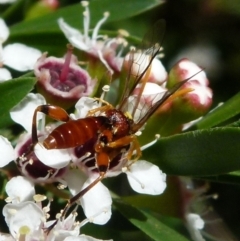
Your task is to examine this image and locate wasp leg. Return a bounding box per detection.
[107,135,142,162]
[87,104,113,116]
[32,105,71,146]
[93,97,112,106]
[87,102,113,116]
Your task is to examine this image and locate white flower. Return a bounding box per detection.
[3,201,45,240]
[5,176,35,203]
[2,179,108,241]
[0,18,41,81]
[2,198,107,241]
[58,1,125,73]
[58,1,109,53]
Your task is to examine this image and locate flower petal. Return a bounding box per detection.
[3,201,45,238]
[73,97,100,119]
[0,18,9,43]
[0,136,16,167]
[58,18,88,51]
[0,68,12,81]
[10,93,46,133]
[149,58,167,84]
[2,43,41,71]
[0,233,14,241]
[5,176,35,203]
[80,177,112,225]
[63,168,87,196]
[34,143,71,169]
[126,160,166,195]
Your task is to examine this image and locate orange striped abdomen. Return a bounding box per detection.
[43,116,109,149]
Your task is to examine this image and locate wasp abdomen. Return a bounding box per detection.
[43,116,108,149]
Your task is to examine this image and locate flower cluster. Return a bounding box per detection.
[0,1,214,240]
[2,176,112,241]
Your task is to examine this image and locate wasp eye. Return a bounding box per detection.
[100,135,108,144]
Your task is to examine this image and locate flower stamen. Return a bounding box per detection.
[100,85,110,102]
[141,134,160,151]
[92,12,110,43]
[82,5,90,42]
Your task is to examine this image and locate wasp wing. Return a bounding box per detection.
[118,19,166,113]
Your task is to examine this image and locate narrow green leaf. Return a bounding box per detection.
[114,199,190,241]
[200,171,240,185]
[9,0,163,37]
[143,127,240,176]
[195,92,240,129]
[0,77,36,128]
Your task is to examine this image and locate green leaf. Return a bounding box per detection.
[114,199,190,241]
[143,127,240,176]
[9,0,163,37]
[200,171,240,185]
[194,92,240,129]
[0,77,36,128]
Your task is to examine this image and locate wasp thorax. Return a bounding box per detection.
[105,109,131,138]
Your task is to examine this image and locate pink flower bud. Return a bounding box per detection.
[168,80,213,123]
[168,58,209,88]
